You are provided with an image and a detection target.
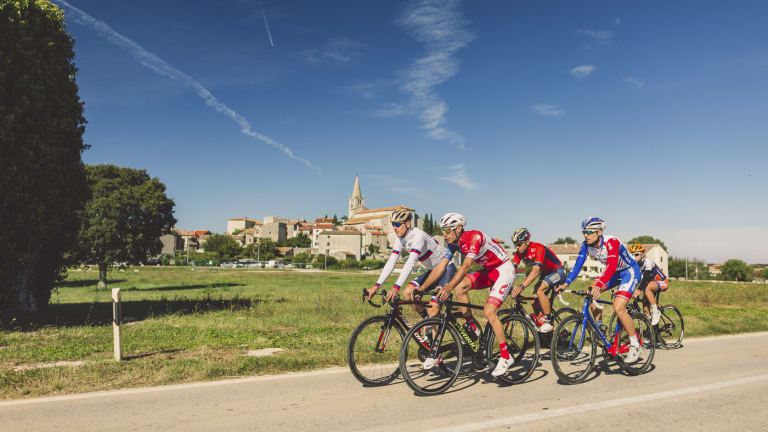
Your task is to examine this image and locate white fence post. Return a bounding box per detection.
[112,288,122,361]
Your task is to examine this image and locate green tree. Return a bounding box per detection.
[627,235,668,252]
[286,232,311,248]
[0,0,90,312]
[761,267,768,280]
[73,165,176,289]
[366,244,380,256]
[668,257,686,278]
[553,236,577,244]
[203,234,242,261]
[720,259,751,282]
[332,214,340,226]
[292,252,310,264]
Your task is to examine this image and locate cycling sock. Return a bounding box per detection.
[629,335,639,347]
[650,305,659,313]
[499,342,510,360]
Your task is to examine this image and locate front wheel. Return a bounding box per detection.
[550,314,597,385]
[657,305,684,348]
[347,315,404,386]
[400,318,463,396]
[487,314,540,384]
[618,312,655,375]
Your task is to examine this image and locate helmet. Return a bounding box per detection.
[390,209,412,223]
[628,243,646,254]
[439,212,466,230]
[581,217,605,231]
[512,228,530,245]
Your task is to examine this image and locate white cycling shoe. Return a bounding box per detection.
[624,345,640,363]
[491,356,514,377]
[651,308,661,326]
[422,357,438,370]
[539,322,554,333]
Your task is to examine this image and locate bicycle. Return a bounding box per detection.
[509,286,579,348]
[607,289,684,349]
[398,295,540,396]
[347,288,435,386]
[550,289,655,385]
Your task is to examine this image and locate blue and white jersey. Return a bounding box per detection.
[565,235,638,288]
[375,227,453,289]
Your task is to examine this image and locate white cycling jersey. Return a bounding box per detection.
[375,227,453,289]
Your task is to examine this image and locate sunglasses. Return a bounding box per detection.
[392,222,405,228]
[513,241,525,247]
[632,253,643,258]
[582,230,597,235]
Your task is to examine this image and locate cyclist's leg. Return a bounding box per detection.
[423,263,457,319]
[612,267,641,340]
[457,271,487,328]
[538,267,565,317]
[401,283,427,317]
[485,262,516,375]
[645,280,659,308]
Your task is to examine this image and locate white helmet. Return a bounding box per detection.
[439,212,466,230]
[581,217,605,231]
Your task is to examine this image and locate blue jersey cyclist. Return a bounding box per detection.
[556,217,643,362]
[366,209,457,320]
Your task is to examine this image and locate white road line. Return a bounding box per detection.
[426,374,768,432]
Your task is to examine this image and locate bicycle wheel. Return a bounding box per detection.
[347,315,405,386]
[618,312,655,375]
[540,307,580,348]
[550,314,597,385]
[657,305,684,348]
[487,314,540,384]
[400,318,463,396]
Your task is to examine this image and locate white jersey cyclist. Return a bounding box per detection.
[375,227,453,291]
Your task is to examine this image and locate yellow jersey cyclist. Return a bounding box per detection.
[510,228,567,333]
[366,209,457,320]
[628,243,669,326]
[555,217,643,362]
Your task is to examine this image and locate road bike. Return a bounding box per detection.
[509,286,579,348]
[550,289,655,385]
[399,295,539,396]
[607,289,684,349]
[347,288,434,386]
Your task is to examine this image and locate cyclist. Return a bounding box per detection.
[510,228,567,333]
[628,243,669,325]
[555,217,643,362]
[430,212,518,377]
[366,209,456,320]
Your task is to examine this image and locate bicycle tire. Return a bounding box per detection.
[657,305,684,348]
[347,315,405,386]
[550,314,597,385]
[487,314,540,384]
[399,317,463,396]
[618,312,655,375]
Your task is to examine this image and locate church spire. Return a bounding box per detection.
[349,175,365,218]
[352,175,361,199]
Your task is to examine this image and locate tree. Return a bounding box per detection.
[553,236,577,244]
[243,238,279,261]
[1,0,90,313]
[627,235,668,252]
[332,214,339,226]
[285,232,311,248]
[366,244,380,256]
[203,234,242,261]
[761,267,768,280]
[720,259,751,282]
[73,165,176,289]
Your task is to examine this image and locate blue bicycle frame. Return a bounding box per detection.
[568,292,623,353]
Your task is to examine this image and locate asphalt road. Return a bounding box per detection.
[2,332,767,432]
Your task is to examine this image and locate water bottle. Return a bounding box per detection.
[463,322,478,341]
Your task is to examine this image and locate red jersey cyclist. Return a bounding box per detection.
[556,217,643,362]
[628,243,669,325]
[511,228,567,333]
[429,212,519,377]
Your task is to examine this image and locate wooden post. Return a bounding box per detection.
[112,288,122,361]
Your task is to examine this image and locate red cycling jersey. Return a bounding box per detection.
[511,242,562,275]
[448,230,509,270]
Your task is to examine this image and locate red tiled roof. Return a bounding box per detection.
[228,217,262,224]
[356,206,412,214]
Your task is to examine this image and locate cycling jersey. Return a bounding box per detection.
[447,230,509,270]
[565,235,639,289]
[512,242,562,275]
[375,227,453,290]
[638,257,668,290]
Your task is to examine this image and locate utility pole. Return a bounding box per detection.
[685,257,688,280]
[257,241,260,262]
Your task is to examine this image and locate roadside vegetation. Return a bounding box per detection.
[1,267,766,399]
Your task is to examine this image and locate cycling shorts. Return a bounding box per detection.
[410,262,457,303]
[541,266,566,288]
[606,266,641,300]
[464,260,516,308]
[650,279,669,291]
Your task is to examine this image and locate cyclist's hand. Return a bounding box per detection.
[412,288,424,301]
[437,285,452,301]
[555,282,568,293]
[385,288,399,303]
[590,284,602,299]
[510,284,525,298]
[366,286,379,301]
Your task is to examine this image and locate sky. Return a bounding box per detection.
[52,0,768,264]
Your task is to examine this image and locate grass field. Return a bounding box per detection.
[1,267,767,399]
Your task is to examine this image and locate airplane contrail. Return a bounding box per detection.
[52,0,318,173]
[260,1,274,47]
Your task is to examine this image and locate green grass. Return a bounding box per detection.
[1,267,767,399]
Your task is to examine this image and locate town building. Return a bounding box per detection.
[226,217,262,235]
[317,230,363,260]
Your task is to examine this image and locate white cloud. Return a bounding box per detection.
[388,0,476,150]
[577,29,614,41]
[371,175,426,198]
[302,37,363,65]
[623,76,645,87]
[615,18,621,27]
[570,65,596,78]
[439,164,478,190]
[531,104,565,117]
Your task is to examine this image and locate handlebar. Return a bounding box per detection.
[559,289,605,310]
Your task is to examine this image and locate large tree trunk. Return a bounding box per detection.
[11,260,39,313]
[98,263,108,290]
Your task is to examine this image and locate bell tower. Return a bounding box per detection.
[348,175,365,218]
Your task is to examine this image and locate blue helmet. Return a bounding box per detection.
[581,217,605,231]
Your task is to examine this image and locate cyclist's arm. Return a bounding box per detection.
[445,254,474,292]
[562,242,588,287]
[417,256,450,291]
[594,238,621,290]
[374,248,401,288]
[392,250,421,290]
[519,264,541,289]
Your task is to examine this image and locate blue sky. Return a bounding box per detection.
[53,0,768,263]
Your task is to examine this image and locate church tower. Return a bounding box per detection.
[348,175,365,218]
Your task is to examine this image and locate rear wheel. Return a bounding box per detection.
[657,305,684,348]
[400,318,463,396]
[347,316,405,386]
[550,314,597,385]
[618,312,655,375]
[487,314,540,384]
